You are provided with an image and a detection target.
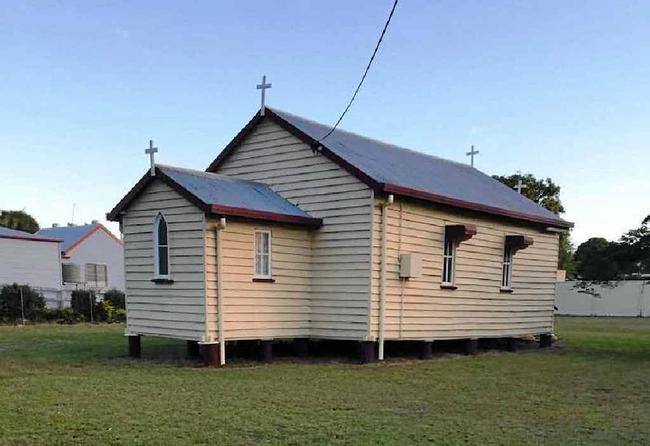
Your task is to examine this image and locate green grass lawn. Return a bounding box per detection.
[1,317,649,445]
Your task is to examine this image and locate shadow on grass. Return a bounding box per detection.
[0,324,197,367]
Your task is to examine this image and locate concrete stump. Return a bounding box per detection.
[201,343,220,367]
[260,340,273,362]
[295,338,309,358]
[358,341,377,364]
[420,341,434,360]
[186,340,200,359]
[464,338,479,355]
[128,335,141,358]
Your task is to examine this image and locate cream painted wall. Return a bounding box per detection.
[205,218,312,341]
[371,197,560,340]
[214,119,374,340]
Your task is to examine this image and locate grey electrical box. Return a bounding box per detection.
[399,253,422,278]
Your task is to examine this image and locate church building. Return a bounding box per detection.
[107,106,572,366]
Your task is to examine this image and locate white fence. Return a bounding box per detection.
[555,280,650,317]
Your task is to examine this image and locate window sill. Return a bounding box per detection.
[151,278,174,284]
[252,277,275,283]
[500,287,514,293]
[440,284,457,290]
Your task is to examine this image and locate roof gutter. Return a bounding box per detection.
[0,234,63,244]
[382,183,574,229]
[209,204,323,228]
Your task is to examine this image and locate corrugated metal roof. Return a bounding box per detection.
[0,225,61,243]
[158,165,316,220]
[37,224,97,251]
[267,107,569,227]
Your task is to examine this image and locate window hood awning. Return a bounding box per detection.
[445,224,477,242]
[505,235,534,251]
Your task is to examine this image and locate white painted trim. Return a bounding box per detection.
[378,197,390,361]
[253,229,272,279]
[501,242,513,289]
[201,214,210,343]
[441,236,456,286]
[216,223,226,365]
[152,213,171,279]
[366,189,375,341]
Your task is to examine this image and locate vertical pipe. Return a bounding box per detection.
[378,194,393,361]
[366,189,374,341]
[202,215,210,344]
[216,221,226,365]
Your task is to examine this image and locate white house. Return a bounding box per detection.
[37,223,125,303]
[0,226,63,303]
[108,107,572,366]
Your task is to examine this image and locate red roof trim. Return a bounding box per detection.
[210,204,322,227]
[0,234,62,244]
[99,224,124,246]
[263,109,383,190]
[107,166,321,228]
[206,109,383,190]
[205,110,573,229]
[107,167,214,221]
[64,224,123,255]
[107,172,156,221]
[206,113,264,172]
[384,183,574,229]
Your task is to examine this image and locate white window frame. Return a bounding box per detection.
[254,230,272,279]
[442,236,456,286]
[501,244,513,290]
[153,213,170,279]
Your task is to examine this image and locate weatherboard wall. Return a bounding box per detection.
[371,198,559,340]
[122,180,207,340]
[205,218,312,341]
[63,228,125,291]
[0,237,62,291]
[213,119,374,340]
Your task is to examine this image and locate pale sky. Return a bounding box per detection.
[1,1,648,245]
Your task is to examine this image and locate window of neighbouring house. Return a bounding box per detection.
[254,230,272,278]
[154,214,170,278]
[501,244,513,289]
[85,263,108,288]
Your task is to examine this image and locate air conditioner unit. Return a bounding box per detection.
[62,264,83,284]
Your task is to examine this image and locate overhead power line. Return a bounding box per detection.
[316,0,399,144]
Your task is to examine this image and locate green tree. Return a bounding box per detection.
[491,173,564,214]
[618,215,650,275]
[574,238,620,281]
[0,284,45,322]
[103,288,126,310]
[558,234,576,276]
[0,210,40,233]
[492,172,574,273]
[70,290,98,322]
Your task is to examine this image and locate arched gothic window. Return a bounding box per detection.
[153,214,169,278]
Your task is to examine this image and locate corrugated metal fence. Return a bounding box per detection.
[555,280,650,317]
